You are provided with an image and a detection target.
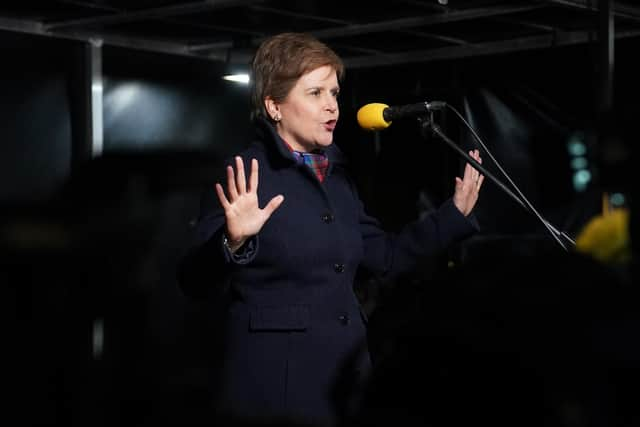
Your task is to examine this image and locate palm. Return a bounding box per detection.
[216,156,284,246]
[453,149,484,216]
[224,191,272,239]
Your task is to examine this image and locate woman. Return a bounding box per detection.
[178,32,484,426]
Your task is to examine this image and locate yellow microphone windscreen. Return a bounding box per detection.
[357,103,391,131]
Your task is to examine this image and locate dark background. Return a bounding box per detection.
[2,1,638,426]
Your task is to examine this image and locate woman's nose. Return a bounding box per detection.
[325,95,338,112]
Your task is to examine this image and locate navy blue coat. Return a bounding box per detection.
[178,118,478,425]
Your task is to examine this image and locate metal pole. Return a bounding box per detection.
[597,0,614,191]
[599,0,614,114]
[89,39,103,157]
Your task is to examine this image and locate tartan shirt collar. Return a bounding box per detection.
[282,140,329,183]
[254,117,345,179]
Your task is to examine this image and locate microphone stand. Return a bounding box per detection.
[418,115,575,252]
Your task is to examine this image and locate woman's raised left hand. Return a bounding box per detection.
[453,149,484,217]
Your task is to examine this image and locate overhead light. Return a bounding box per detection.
[222,73,250,84]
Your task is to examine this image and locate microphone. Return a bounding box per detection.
[357,101,446,131]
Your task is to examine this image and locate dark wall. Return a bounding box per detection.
[0,31,74,204]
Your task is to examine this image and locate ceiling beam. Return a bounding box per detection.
[310,4,546,39]
[57,0,119,12]
[0,15,44,34]
[544,0,640,23]
[3,2,640,69]
[343,29,640,69]
[248,4,349,25]
[399,29,469,46]
[252,4,470,46]
[187,4,470,53]
[346,28,640,69]
[0,16,217,60]
[45,0,263,30]
[398,0,557,32]
[54,0,263,38]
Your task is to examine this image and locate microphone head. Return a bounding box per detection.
[357,103,391,131]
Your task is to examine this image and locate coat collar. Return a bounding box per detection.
[253,117,347,168]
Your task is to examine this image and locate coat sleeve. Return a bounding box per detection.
[357,191,479,280]
[176,184,259,299]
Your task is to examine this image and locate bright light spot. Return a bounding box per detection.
[573,169,592,192]
[106,83,140,118]
[610,193,625,207]
[568,140,587,156]
[222,74,250,84]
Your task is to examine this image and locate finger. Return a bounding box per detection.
[263,195,285,217]
[470,150,482,179]
[235,156,247,194]
[474,150,482,169]
[215,183,231,209]
[248,158,259,193]
[463,157,475,182]
[226,165,238,200]
[455,176,465,193]
[469,150,479,174]
[477,174,485,188]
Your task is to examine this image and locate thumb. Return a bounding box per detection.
[455,176,463,190]
[263,195,285,217]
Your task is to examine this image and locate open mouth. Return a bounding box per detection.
[324,120,337,131]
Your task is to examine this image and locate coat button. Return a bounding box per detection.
[322,213,334,223]
[334,263,345,273]
[338,314,350,325]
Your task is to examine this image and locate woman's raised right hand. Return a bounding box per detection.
[215,156,284,253]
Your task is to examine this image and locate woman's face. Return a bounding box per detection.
[268,65,339,152]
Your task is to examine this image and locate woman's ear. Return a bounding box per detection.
[265,97,281,122]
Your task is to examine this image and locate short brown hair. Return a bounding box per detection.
[250,32,344,121]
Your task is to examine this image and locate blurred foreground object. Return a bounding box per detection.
[575,193,630,264]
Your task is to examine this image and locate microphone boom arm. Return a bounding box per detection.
[421,116,573,252]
